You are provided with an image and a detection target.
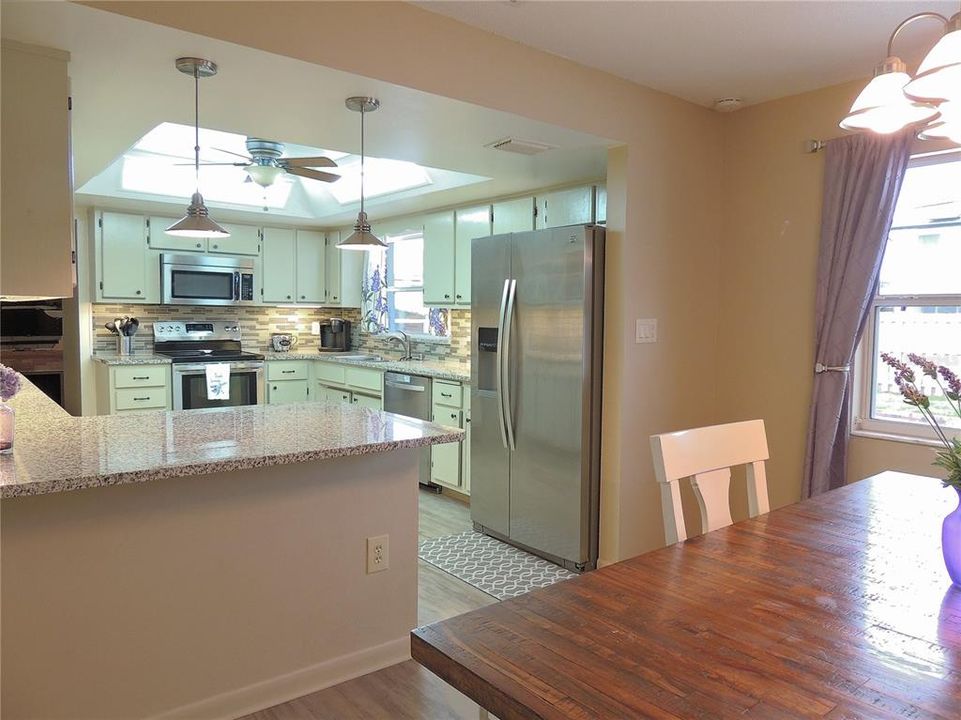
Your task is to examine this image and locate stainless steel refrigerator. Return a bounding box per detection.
[470,224,604,571]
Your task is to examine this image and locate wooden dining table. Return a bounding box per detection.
[412,471,961,719]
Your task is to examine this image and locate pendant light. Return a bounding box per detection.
[338,96,387,251]
[919,100,961,143]
[166,57,229,239]
[839,14,941,134]
[904,12,961,102]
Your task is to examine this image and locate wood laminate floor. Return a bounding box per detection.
[240,489,495,720]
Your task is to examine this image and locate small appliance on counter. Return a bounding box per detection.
[318,318,351,352]
[269,333,298,352]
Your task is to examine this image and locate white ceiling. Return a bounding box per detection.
[417,0,960,108]
[1,2,612,226]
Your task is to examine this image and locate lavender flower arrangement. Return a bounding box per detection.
[0,364,22,402]
[881,352,961,489]
[361,262,389,334]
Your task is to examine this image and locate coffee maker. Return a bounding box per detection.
[318,318,351,352]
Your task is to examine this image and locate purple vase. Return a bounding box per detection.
[943,488,961,588]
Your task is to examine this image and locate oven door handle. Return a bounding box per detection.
[173,362,265,373]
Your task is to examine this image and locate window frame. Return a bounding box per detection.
[853,150,961,443]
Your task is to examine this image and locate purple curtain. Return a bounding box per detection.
[802,131,913,498]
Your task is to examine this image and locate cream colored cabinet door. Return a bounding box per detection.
[430,403,463,488]
[454,205,491,306]
[326,232,343,305]
[268,379,309,405]
[326,229,365,308]
[492,197,535,235]
[319,385,351,403]
[536,185,595,230]
[295,230,327,303]
[350,393,382,410]
[422,211,455,305]
[212,223,260,256]
[147,216,206,253]
[262,227,296,303]
[461,390,471,495]
[99,211,148,300]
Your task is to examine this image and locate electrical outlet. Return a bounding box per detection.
[367,535,389,574]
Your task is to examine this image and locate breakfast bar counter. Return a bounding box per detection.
[1,379,462,720]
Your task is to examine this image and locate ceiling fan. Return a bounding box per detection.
[192,138,342,188]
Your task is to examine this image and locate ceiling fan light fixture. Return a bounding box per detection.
[166,192,230,237]
[245,164,285,188]
[839,59,939,133]
[167,57,230,239]
[904,13,961,102]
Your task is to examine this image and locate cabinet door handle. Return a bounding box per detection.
[444,294,451,299]
[286,295,292,300]
[456,294,462,300]
[135,290,142,295]
[300,295,306,299]
[196,242,203,248]
[272,385,278,391]
[212,244,219,250]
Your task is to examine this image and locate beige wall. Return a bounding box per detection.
[93,1,726,563]
[718,80,940,508]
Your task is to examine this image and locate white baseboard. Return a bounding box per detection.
[148,636,411,720]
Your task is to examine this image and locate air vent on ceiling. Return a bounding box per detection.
[485,137,557,155]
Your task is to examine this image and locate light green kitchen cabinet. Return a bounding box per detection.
[461,391,471,495]
[95,362,172,415]
[595,183,607,225]
[295,230,327,303]
[211,223,261,256]
[268,379,309,405]
[327,230,364,308]
[430,380,467,491]
[351,393,382,410]
[536,185,595,230]
[319,385,351,403]
[146,216,206,253]
[97,211,149,301]
[454,205,490,307]
[422,211,455,305]
[262,227,296,303]
[492,196,535,235]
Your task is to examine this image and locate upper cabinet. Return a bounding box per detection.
[536,185,595,230]
[262,227,297,303]
[1,41,73,299]
[97,211,149,302]
[595,183,607,225]
[147,216,206,254]
[327,230,364,308]
[454,205,491,307]
[295,230,327,304]
[211,223,260,256]
[422,212,455,305]
[492,196,536,235]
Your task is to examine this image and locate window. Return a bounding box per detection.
[856,151,961,439]
[361,230,449,338]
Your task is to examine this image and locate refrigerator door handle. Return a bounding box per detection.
[496,278,511,449]
[502,278,517,451]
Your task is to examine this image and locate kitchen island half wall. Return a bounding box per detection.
[1,379,461,719]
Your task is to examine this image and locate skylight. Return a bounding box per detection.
[326,158,432,205]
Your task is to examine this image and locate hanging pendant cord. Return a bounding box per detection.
[193,67,200,192]
[359,105,366,218]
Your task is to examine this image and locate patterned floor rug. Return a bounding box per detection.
[418,530,577,600]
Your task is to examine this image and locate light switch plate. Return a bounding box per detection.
[635,318,658,344]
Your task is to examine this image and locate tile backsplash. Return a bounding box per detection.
[92,304,471,365]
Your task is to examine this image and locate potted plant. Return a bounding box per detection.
[0,364,23,454]
[881,353,961,585]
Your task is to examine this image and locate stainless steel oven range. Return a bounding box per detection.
[153,321,264,410]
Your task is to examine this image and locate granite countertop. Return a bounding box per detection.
[265,351,471,383]
[93,353,172,365]
[0,379,463,499]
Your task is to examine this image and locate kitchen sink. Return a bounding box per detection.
[331,353,384,362]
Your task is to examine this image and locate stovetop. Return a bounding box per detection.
[155,349,265,364]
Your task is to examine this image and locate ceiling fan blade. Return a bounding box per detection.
[280,156,338,169]
[174,162,250,166]
[211,146,253,162]
[284,166,341,183]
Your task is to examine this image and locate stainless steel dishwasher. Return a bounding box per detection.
[383,371,437,489]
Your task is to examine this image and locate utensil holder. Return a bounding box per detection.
[118,336,134,356]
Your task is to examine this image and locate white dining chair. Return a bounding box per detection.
[650,419,771,544]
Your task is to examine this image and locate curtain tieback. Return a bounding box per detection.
[815,362,850,374]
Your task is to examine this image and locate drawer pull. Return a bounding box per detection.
[133,396,150,401]
[281,370,296,374]
[132,376,149,380]
[441,392,452,398]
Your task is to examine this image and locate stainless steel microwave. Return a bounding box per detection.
[161,254,257,306]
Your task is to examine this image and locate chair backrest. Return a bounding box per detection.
[650,419,770,544]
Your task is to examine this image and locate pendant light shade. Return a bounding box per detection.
[166,57,229,239]
[839,58,939,133]
[337,96,387,251]
[904,15,961,102]
[919,100,961,143]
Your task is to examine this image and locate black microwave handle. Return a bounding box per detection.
[233,272,241,301]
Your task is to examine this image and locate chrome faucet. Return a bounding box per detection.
[383,330,412,361]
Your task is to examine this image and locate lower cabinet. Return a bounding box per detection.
[315,361,383,409]
[350,392,382,410]
[95,363,172,415]
[430,380,470,494]
[267,361,310,405]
